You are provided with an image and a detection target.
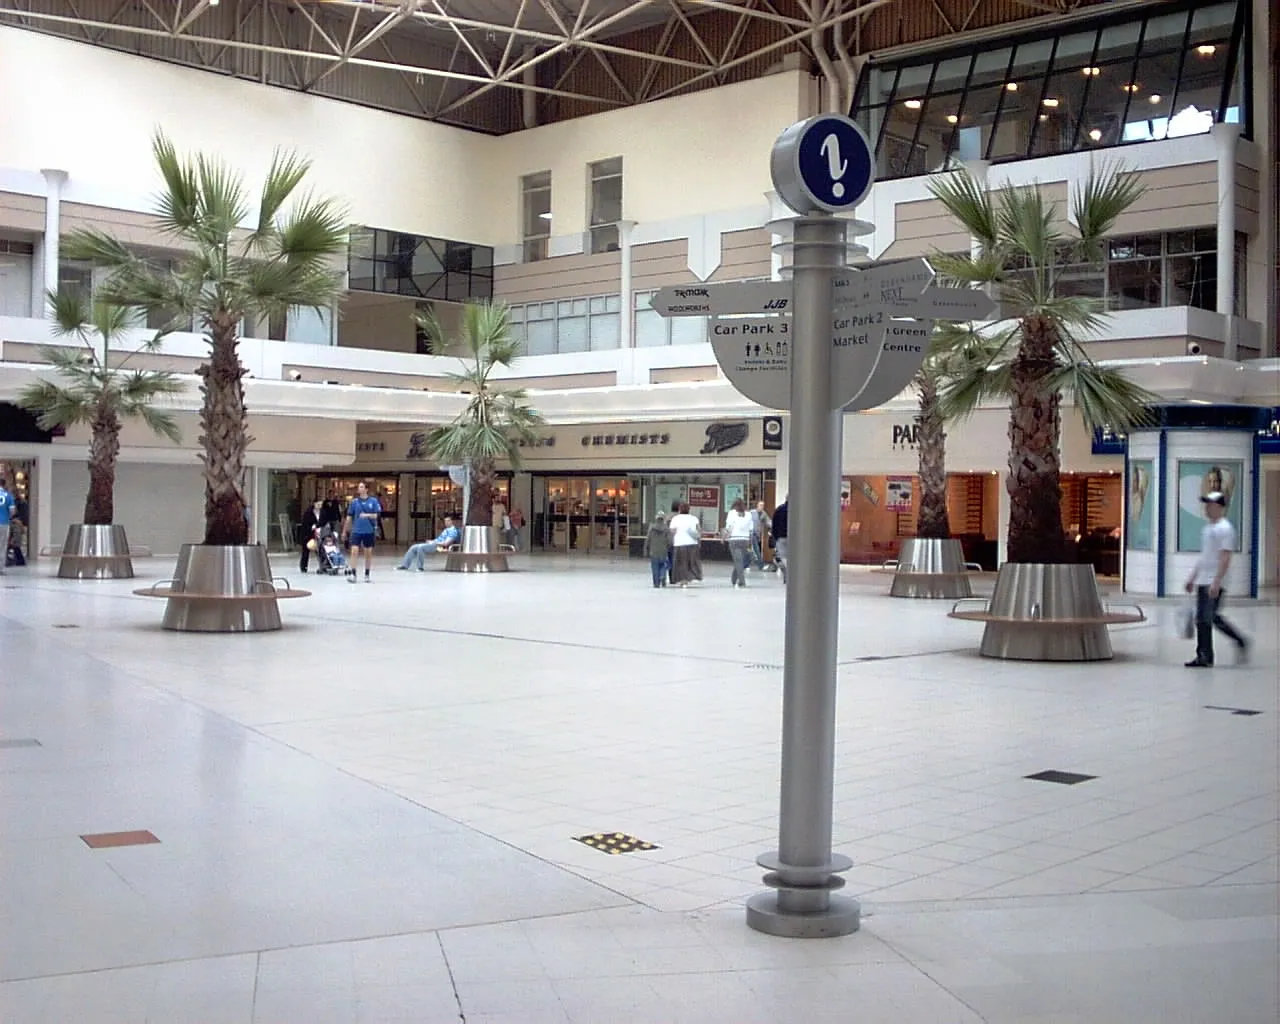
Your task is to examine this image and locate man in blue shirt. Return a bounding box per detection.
[342,481,382,582]
[397,516,461,572]
[0,477,13,575]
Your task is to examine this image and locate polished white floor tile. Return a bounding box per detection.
[1,558,1276,1021]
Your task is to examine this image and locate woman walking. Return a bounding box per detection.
[668,502,703,587]
[643,513,670,588]
[298,498,324,573]
[723,498,753,588]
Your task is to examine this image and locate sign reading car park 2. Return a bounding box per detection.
[652,255,995,412]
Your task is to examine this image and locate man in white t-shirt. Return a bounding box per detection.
[1183,491,1250,668]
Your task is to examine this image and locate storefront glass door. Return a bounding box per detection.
[542,477,629,553]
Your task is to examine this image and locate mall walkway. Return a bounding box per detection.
[0,556,1276,1022]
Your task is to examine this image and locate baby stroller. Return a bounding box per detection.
[315,528,356,579]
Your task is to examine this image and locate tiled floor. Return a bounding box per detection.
[1,554,1276,1022]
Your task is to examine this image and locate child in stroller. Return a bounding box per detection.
[316,527,357,580]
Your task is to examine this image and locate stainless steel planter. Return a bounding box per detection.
[160,544,287,632]
[57,524,135,579]
[888,538,974,599]
[445,525,510,573]
[977,563,1113,661]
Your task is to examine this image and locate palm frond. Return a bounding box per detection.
[1072,162,1146,257]
[928,169,998,250]
[272,194,349,265]
[194,151,250,244]
[118,368,186,403]
[132,406,183,445]
[150,130,202,236]
[251,150,312,245]
[61,228,137,270]
[996,184,1062,282]
[16,379,95,430]
[1047,362,1157,432]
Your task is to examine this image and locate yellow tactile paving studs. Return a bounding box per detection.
[573,832,659,855]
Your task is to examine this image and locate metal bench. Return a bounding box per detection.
[134,575,309,632]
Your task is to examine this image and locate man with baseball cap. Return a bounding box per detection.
[1183,490,1250,668]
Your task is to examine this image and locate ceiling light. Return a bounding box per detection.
[1005,82,1018,92]
[1196,44,1216,56]
[1082,66,1100,77]
[945,114,959,124]
[904,99,922,109]
[1042,97,1059,108]
[1149,93,1162,104]
[1088,128,1103,141]
[1038,114,1049,122]
[1122,83,1140,93]
[538,212,552,220]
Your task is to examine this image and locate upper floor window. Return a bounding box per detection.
[853,0,1248,180]
[348,227,493,303]
[521,171,551,263]
[588,158,623,254]
[507,294,622,355]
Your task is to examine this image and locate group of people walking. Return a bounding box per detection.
[643,497,786,589]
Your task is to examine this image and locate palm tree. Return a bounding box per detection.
[928,167,1156,563]
[63,131,347,546]
[18,290,184,526]
[417,301,543,526]
[913,321,1006,540]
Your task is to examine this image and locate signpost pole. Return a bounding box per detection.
[745,213,859,938]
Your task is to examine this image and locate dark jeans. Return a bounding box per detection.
[299,542,311,572]
[650,558,666,588]
[1194,585,1246,663]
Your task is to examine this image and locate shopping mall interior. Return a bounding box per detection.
[0,0,1276,1020]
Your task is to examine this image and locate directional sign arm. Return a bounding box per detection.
[652,282,792,317]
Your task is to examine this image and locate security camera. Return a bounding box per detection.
[1186,342,1202,356]
[288,370,303,381]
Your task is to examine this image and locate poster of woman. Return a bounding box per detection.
[1176,460,1242,551]
[1127,459,1154,550]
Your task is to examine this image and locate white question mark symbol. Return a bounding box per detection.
[821,132,848,198]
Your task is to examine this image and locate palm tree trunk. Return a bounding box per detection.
[915,374,950,540]
[198,316,252,546]
[1006,315,1065,563]
[468,459,495,528]
[83,405,120,526]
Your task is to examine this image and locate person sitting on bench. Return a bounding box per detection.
[397,517,461,571]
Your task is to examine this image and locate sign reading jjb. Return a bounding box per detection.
[771,114,875,214]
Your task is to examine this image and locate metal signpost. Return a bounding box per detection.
[651,113,990,938]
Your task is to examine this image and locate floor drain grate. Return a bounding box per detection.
[1204,705,1263,716]
[0,739,42,749]
[574,832,659,855]
[744,663,782,671]
[52,624,80,629]
[1025,770,1096,785]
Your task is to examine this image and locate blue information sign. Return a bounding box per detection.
[770,114,875,215]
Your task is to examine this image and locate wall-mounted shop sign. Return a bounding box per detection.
[516,436,557,448]
[890,420,920,450]
[582,432,671,447]
[763,416,784,451]
[356,441,387,454]
[701,421,748,455]
[406,432,429,460]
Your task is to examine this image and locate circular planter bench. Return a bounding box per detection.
[947,563,1144,661]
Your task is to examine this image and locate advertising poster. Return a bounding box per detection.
[885,476,914,512]
[654,484,685,521]
[687,485,721,535]
[723,482,745,513]
[1127,459,1154,550]
[1176,459,1242,552]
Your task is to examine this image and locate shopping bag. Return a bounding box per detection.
[1177,601,1195,640]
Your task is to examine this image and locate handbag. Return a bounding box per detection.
[306,538,318,552]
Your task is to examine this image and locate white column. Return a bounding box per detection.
[1250,0,1276,357]
[619,220,636,348]
[1211,123,1239,358]
[775,430,790,502]
[996,475,1010,568]
[30,238,45,316]
[35,453,54,557]
[39,169,68,315]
